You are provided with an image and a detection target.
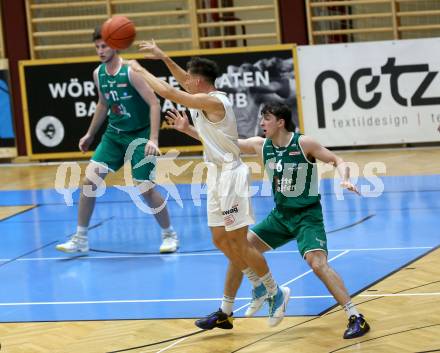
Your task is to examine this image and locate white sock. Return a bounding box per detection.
[260,271,278,296]
[220,295,234,315]
[343,301,360,318]
[242,268,261,288]
[162,225,174,234]
[76,226,88,240]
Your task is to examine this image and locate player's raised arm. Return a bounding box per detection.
[129,61,224,116]
[237,136,265,155]
[299,135,360,195]
[139,39,192,93]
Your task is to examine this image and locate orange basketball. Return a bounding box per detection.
[101,16,136,50]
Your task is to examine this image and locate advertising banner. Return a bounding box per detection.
[297,38,440,146]
[20,45,298,159]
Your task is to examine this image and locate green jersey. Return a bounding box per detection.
[263,133,320,209]
[97,63,150,131]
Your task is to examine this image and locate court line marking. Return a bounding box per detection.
[155,337,191,353]
[2,189,440,209]
[1,292,440,307]
[0,246,432,262]
[234,250,350,313]
[0,251,352,309]
[2,205,439,225]
[283,250,348,287]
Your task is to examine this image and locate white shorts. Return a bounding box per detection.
[206,161,255,231]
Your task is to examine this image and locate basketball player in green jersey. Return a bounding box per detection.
[166,102,370,338]
[56,27,178,254]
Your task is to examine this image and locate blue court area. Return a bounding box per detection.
[0,175,439,322]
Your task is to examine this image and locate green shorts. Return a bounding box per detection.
[91,127,155,182]
[250,202,327,258]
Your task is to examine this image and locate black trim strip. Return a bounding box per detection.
[329,324,440,353]
[0,240,58,269]
[0,204,38,222]
[106,329,205,353]
[89,247,219,255]
[1,185,439,208]
[0,217,114,270]
[327,214,375,234]
[318,245,439,317]
[230,316,320,353]
[90,214,375,255]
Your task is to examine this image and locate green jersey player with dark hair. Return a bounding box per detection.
[56,27,178,254]
[166,102,370,339]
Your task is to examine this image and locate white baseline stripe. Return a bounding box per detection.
[0,246,432,263]
[1,292,439,307]
[0,298,225,306]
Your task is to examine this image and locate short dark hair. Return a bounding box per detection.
[92,26,102,42]
[186,57,220,85]
[261,102,295,132]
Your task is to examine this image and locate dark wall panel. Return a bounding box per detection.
[1,0,30,155]
[278,0,308,45]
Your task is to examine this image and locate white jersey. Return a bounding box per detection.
[190,91,240,165]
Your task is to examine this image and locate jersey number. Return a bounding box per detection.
[276,159,283,172]
[109,90,119,101]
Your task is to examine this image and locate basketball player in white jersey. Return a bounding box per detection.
[129,40,290,328]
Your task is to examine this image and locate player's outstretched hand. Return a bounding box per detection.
[139,39,165,60]
[340,180,361,196]
[145,139,161,156]
[79,133,94,153]
[165,109,189,132]
[127,59,144,73]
